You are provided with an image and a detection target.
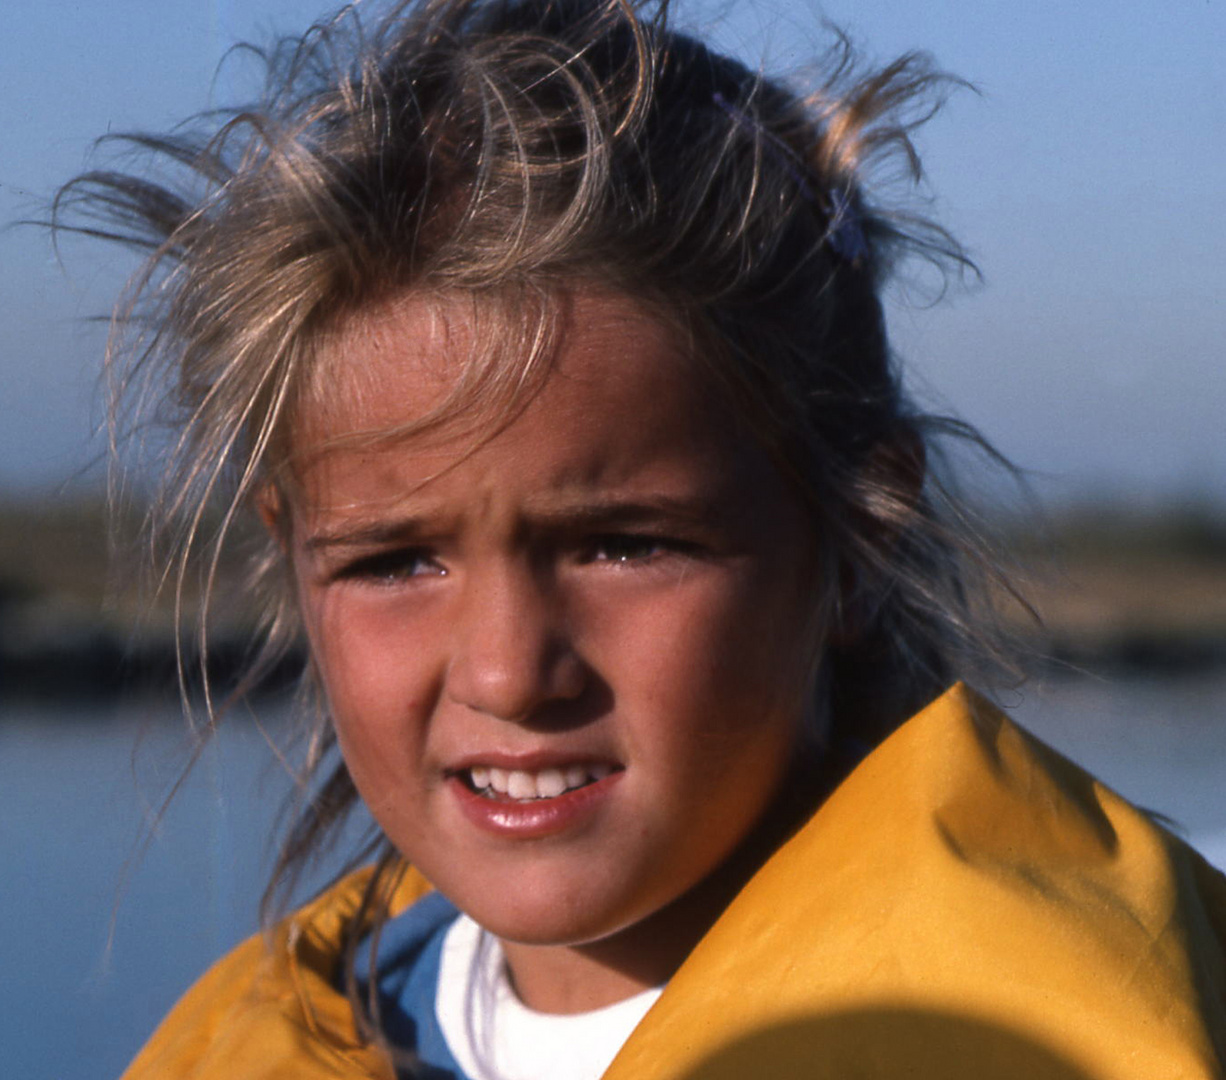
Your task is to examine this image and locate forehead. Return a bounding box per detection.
[298,288,714,459]
[285,287,807,532]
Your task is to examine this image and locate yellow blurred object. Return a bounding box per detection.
[122,685,1226,1079]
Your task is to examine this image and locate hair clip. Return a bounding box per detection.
[712,92,867,265]
[826,188,868,263]
[712,91,816,201]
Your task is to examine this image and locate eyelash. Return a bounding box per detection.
[581,533,692,565]
[335,548,442,585]
[332,532,696,585]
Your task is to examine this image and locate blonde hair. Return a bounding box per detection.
[58,0,1019,957]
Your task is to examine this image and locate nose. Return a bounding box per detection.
[445,562,586,724]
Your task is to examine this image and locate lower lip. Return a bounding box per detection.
[449,772,623,839]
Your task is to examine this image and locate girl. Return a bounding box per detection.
[60,0,1226,1076]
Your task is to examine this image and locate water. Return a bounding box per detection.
[1,674,1223,1079]
[0,696,362,1080]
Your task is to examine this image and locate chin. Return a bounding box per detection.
[454,869,660,949]
[468,894,630,948]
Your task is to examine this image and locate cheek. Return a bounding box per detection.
[307,581,424,694]
[586,565,821,749]
[300,587,438,787]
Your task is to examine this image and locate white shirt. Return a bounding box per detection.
[435,913,663,1080]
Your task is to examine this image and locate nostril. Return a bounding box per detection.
[548,647,587,702]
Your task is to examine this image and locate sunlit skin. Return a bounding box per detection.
[281,289,826,1013]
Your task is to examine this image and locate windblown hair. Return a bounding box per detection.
[58,0,1019,970]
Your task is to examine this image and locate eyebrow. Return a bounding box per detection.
[302,494,724,554]
[303,516,433,553]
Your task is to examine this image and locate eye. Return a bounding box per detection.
[582,533,678,565]
[335,547,444,585]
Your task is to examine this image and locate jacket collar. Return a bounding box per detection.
[280,684,1226,1078]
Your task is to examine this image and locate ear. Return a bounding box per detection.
[831,425,926,645]
[256,484,291,552]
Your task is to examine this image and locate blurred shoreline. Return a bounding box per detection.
[3,496,1225,702]
[0,498,297,702]
[1004,505,1226,676]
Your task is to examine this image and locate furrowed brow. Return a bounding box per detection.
[301,495,723,553]
[303,516,432,553]
[527,495,721,530]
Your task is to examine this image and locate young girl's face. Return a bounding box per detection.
[286,289,823,985]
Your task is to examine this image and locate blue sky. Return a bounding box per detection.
[3,0,1224,506]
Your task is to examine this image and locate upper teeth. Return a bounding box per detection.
[468,763,614,800]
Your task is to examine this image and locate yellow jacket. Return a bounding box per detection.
[122,685,1226,1079]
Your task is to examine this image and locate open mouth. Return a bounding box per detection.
[460,763,618,801]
